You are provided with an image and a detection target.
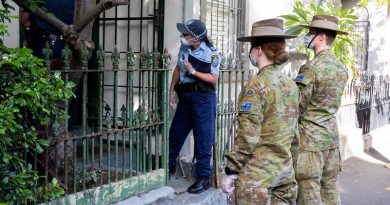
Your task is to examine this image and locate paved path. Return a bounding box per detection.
[339,125,390,205]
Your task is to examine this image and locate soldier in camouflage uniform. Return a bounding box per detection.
[294,15,349,205]
[221,18,299,205]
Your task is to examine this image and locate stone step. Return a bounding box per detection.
[112,186,175,205]
[173,188,228,205]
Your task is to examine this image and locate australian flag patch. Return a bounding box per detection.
[295,74,305,81]
[240,102,252,112]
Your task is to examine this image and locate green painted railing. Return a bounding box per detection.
[34,43,171,203]
[214,54,246,184]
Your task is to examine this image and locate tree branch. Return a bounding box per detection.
[73,0,128,33]
[12,0,68,34]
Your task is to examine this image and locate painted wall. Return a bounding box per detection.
[246,0,304,77]
[366,2,390,75]
[1,1,19,48]
[164,0,201,162]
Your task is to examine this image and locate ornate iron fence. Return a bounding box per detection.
[355,74,390,134]
[215,55,245,173]
[26,44,171,203]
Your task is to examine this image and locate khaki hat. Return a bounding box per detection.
[300,14,348,35]
[237,18,297,42]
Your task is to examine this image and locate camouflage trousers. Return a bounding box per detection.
[235,182,297,205]
[295,148,342,205]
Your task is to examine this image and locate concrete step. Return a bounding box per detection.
[173,188,228,205]
[112,186,175,205]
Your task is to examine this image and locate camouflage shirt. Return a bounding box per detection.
[225,64,299,188]
[295,49,348,151]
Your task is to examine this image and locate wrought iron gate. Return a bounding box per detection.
[27,1,170,204]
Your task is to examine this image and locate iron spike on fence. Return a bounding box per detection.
[42,41,53,69]
[217,103,222,115]
[62,43,72,70]
[121,104,127,126]
[236,57,244,70]
[134,109,140,127]
[111,46,120,69]
[230,99,235,112]
[220,52,226,70]
[126,48,136,70]
[153,48,161,69]
[162,48,172,69]
[227,53,233,70]
[224,99,229,112]
[81,42,89,69]
[96,45,104,69]
[140,48,147,69]
[146,49,153,69]
[104,103,112,131]
[139,106,146,126]
[146,108,153,125]
[156,106,161,121]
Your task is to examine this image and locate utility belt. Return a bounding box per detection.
[175,81,215,93]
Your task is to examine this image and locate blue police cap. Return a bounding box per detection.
[177,19,207,39]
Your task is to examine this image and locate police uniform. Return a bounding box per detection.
[169,19,220,193]
[294,15,349,205]
[224,19,299,205]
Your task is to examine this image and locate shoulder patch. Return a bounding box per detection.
[211,54,220,67]
[295,74,304,81]
[245,89,256,96]
[240,102,252,112]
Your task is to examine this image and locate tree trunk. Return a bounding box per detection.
[12,0,128,87]
[68,0,95,88]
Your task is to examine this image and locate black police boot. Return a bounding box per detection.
[187,176,210,194]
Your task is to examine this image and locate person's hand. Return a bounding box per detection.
[220,174,237,193]
[169,91,176,109]
[183,60,194,73]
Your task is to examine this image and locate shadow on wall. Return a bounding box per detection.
[367,5,390,75]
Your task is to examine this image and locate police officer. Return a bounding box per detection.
[222,18,299,204]
[169,19,220,194]
[294,15,349,205]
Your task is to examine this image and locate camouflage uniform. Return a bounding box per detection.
[225,64,300,205]
[294,49,348,205]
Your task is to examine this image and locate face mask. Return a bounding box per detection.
[180,36,194,46]
[303,32,316,49]
[249,53,257,67]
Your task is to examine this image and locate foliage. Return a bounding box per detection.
[0,1,73,204]
[359,0,389,6]
[280,0,362,77]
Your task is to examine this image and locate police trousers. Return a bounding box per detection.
[295,148,342,205]
[169,90,216,177]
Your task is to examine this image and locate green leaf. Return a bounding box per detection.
[66,81,76,89]
[38,139,50,147]
[280,14,300,22]
[54,71,61,79]
[285,26,303,36]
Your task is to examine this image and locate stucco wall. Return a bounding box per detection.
[366,3,390,75]
[1,1,19,48]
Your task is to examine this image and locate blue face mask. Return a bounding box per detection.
[249,46,259,67]
[249,54,257,67]
[303,32,317,49]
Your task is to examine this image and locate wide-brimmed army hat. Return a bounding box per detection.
[237,18,297,42]
[300,14,348,35]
